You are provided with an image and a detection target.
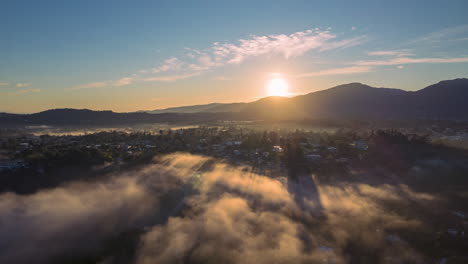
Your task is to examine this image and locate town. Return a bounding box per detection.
[2,124,466,193]
[1,126,369,174]
[1,125,468,263]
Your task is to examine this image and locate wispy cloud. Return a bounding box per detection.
[368,50,413,57]
[210,29,366,64]
[8,88,41,95]
[0,83,8,86]
[140,28,367,81]
[355,56,468,66]
[211,29,335,64]
[295,66,373,78]
[72,77,134,90]
[15,83,31,88]
[74,82,108,89]
[113,77,133,86]
[152,57,183,73]
[319,35,368,52]
[409,24,468,44]
[213,76,232,81]
[143,72,201,82]
[73,28,367,88]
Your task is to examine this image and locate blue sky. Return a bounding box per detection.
[1,0,468,113]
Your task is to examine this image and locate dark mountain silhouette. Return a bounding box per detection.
[1,78,467,126]
[146,102,246,114]
[146,78,468,120]
[238,83,410,120]
[410,78,468,119]
[0,109,239,126]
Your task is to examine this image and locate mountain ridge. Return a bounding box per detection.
[1,78,467,125]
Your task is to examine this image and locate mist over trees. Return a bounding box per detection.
[1,126,468,263]
[1,153,464,264]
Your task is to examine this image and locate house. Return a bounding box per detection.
[447,228,464,237]
[273,146,283,152]
[319,246,333,252]
[306,154,322,162]
[19,142,30,150]
[327,146,337,153]
[385,234,401,242]
[211,144,225,152]
[452,211,467,220]
[351,140,368,151]
[224,140,242,146]
[336,157,349,163]
[0,160,23,171]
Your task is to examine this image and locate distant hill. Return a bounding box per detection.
[1,78,468,126]
[146,78,468,120]
[146,102,246,114]
[240,83,409,120]
[0,109,238,126]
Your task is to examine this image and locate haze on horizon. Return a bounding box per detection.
[1,0,468,113]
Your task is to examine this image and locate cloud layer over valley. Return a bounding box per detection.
[0,153,447,264]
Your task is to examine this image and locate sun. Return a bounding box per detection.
[266,78,289,97]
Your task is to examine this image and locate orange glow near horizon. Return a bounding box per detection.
[266,77,290,97]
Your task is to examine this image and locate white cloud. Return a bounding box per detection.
[8,88,41,95]
[210,29,366,64]
[72,28,367,87]
[143,72,201,82]
[397,65,404,69]
[15,83,31,88]
[184,47,202,54]
[73,77,133,90]
[113,77,133,86]
[138,28,367,83]
[351,26,357,31]
[448,37,468,42]
[294,66,373,78]
[319,35,368,52]
[152,57,183,73]
[73,82,108,89]
[355,56,468,66]
[368,50,413,57]
[409,24,468,44]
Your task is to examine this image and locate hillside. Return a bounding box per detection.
[146,102,246,114]
[146,78,468,120]
[0,109,239,126]
[1,78,468,126]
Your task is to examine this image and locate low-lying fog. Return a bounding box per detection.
[0,153,458,263]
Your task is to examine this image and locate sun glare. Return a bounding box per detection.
[266,78,289,97]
